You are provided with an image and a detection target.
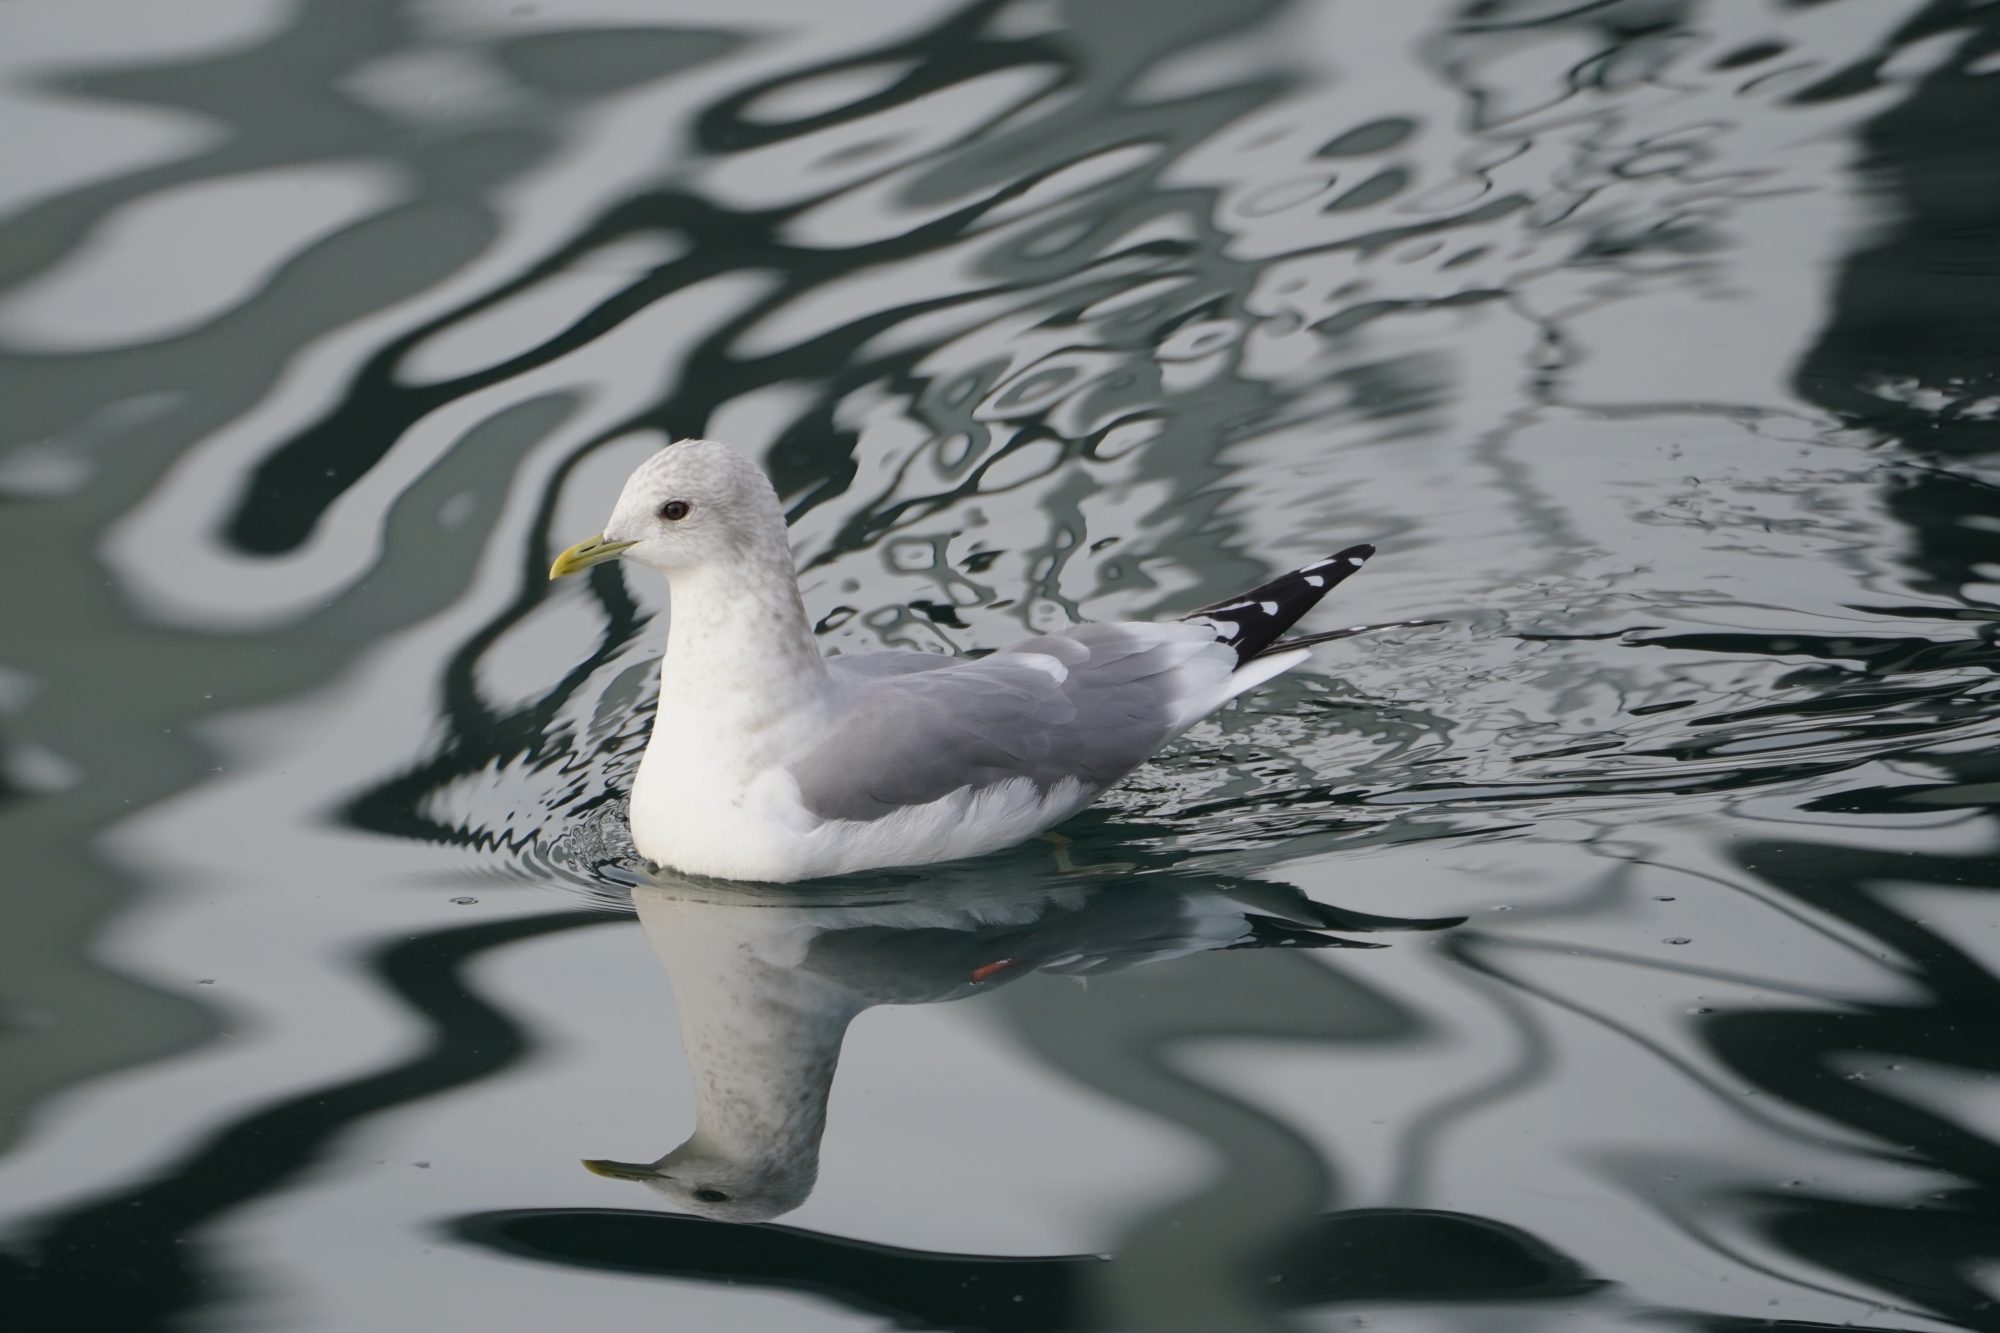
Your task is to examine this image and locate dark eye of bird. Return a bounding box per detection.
[659,499,691,521]
[694,1187,729,1204]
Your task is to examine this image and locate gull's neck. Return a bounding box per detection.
[655,537,826,727]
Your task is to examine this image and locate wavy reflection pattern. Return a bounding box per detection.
[1,0,1998,1330]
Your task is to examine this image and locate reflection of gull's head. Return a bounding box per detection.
[581,1143,815,1224]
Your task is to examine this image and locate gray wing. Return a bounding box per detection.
[825,651,961,681]
[789,623,1220,823]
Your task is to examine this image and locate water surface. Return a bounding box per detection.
[3,1,1999,1329]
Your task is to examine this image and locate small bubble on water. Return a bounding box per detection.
[196,978,215,986]
[413,1161,431,1169]
[450,896,478,906]
[1687,1006,1713,1014]
[1654,895,1676,902]
[1664,936,1691,945]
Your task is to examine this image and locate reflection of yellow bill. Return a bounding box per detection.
[548,534,637,579]
[580,1158,656,1180]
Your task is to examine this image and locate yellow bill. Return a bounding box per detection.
[549,534,637,579]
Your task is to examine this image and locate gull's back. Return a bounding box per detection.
[799,620,1229,826]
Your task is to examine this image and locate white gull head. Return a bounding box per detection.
[548,438,791,579]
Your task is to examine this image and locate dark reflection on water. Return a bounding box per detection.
[454,1206,1597,1329]
[4,0,2000,1329]
[1709,841,2000,1332]
[1743,8,2000,1328]
[0,910,626,1332]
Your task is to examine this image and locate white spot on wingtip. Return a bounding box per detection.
[1259,601,1278,615]
[1345,556,1365,566]
[1304,575,1325,588]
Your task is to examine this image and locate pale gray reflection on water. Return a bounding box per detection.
[1,1,1998,1330]
[574,856,1453,1226]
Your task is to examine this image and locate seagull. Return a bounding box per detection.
[549,439,1419,883]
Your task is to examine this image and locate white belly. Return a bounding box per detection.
[628,755,1096,882]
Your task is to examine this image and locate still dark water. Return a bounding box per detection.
[4,1,2000,1329]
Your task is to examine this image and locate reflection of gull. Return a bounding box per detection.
[580,850,1457,1222]
[549,440,1422,882]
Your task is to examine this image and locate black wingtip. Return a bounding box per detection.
[1185,542,1383,664]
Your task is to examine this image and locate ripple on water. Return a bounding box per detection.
[3,1,1998,1330]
